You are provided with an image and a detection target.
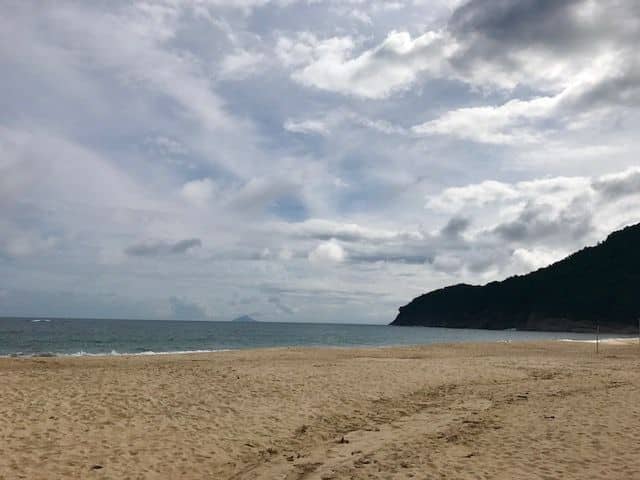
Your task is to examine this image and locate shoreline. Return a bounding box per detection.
[0,348,234,359]
[2,340,640,479]
[2,334,638,359]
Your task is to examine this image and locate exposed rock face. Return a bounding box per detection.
[391,223,640,333]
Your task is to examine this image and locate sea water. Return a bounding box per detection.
[0,317,622,357]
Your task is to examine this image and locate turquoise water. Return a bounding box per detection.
[0,317,616,357]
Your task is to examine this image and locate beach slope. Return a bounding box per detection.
[1,341,640,479]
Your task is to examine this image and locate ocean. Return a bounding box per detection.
[0,317,617,357]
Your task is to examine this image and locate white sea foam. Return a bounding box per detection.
[66,349,232,357]
[559,337,637,345]
[1,348,231,358]
[126,349,232,356]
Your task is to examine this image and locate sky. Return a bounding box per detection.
[1,0,640,323]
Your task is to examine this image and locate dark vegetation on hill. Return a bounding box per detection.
[391,223,640,333]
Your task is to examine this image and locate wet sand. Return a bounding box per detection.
[1,340,640,479]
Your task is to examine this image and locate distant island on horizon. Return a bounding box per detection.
[392,223,640,333]
[231,315,258,323]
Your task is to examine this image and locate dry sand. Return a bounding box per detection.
[1,340,640,479]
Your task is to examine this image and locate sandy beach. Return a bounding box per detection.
[2,340,640,479]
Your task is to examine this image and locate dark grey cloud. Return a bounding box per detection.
[493,198,593,243]
[260,284,390,301]
[329,226,473,269]
[169,296,208,321]
[342,231,503,275]
[592,169,640,200]
[125,238,202,257]
[285,220,422,245]
[466,250,505,274]
[573,68,640,110]
[448,0,640,67]
[268,296,294,315]
[445,0,640,112]
[349,252,432,264]
[440,216,470,238]
[449,0,584,49]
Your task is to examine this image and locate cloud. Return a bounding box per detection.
[445,0,640,92]
[440,216,470,238]
[226,176,305,219]
[283,110,408,138]
[426,176,593,213]
[0,126,151,209]
[286,219,423,243]
[592,167,640,201]
[181,178,215,206]
[169,296,208,320]
[276,32,331,68]
[149,136,188,156]
[0,226,57,258]
[413,53,635,144]
[268,296,294,314]
[413,95,558,144]
[220,49,265,79]
[287,30,450,99]
[511,247,565,272]
[492,197,593,243]
[3,0,640,324]
[318,168,640,277]
[308,239,346,263]
[421,169,640,274]
[284,119,329,136]
[283,1,590,99]
[279,0,640,159]
[426,180,518,212]
[125,238,202,257]
[48,2,233,131]
[431,253,463,273]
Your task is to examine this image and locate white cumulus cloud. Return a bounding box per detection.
[308,239,346,264]
[181,178,215,207]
